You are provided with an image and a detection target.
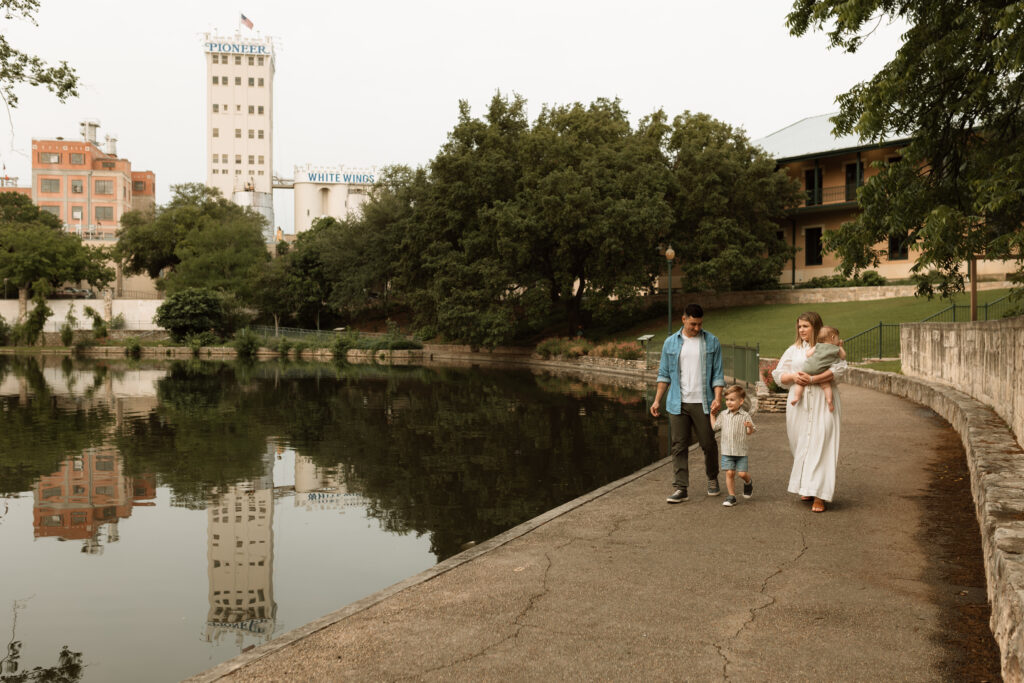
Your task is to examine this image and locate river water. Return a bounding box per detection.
[0,356,658,682]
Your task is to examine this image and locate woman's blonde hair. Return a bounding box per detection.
[794,311,823,346]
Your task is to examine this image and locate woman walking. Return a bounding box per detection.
[772,311,846,512]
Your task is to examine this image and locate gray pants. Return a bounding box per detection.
[669,403,719,490]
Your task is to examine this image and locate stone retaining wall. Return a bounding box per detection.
[901,317,1024,446]
[657,280,1009,311]
[844,366,1024,681]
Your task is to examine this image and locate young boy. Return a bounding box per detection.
[789,325,845,412]
[711,385,755,507]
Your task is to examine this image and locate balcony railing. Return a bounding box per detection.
[802,183,861,207]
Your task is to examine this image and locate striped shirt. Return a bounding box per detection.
[713,408,755,457]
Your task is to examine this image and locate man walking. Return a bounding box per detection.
[650,303,725,503]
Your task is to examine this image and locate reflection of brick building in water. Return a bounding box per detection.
[294,454,366,512]
[205,448,276,645]
[33,446,156,554]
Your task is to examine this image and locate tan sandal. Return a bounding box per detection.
[811,499,826,513]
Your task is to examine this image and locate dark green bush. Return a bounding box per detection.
[798,270,887,289]
[0,314,9,346]
[124,337,142,359]
[231,329,262,359]
[154,288,227,342]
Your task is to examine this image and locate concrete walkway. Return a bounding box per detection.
[191,384,996,681]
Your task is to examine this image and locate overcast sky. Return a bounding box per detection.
[0,0,904,232]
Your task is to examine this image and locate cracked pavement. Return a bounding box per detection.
[199,384,994,681]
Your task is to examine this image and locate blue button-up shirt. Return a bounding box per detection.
[656,328,725,415]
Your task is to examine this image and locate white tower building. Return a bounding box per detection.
[203,32,276,241]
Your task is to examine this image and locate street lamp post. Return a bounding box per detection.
[665,245,675,334]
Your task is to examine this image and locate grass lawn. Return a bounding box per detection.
[615,287,1014,358]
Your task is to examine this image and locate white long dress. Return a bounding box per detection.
[772,342,847,502]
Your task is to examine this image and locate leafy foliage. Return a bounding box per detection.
[154,288,229,342]
[0,0,78,108]
[115,183,268,297]
[796,270,887,288]
[0,193,113,305]
[788,0,1024,297]
[285,94,796,347]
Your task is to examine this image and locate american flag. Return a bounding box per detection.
[240,13,253,29]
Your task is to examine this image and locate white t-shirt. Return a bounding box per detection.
[678,334,703,404]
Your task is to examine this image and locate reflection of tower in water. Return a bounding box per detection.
[294,454,367,512]
[204,445,277,646]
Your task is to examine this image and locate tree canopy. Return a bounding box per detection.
[0,0,78,109]
[0,193,113,313]
[278,94,797,346]
[115,183,268,296]
[788,0,1024,297]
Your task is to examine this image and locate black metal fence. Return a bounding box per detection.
[843,323,902,362]
[644,340,760,386]
[842,294,1016,361]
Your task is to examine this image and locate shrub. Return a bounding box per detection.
[0,314,9,346]
[124,337,142,359]
[17,287,52,346]
[331,331,358,359]
[536,337,595,359]
[154,288,226,343]
[590,341,643,361]
[797,270,887,289]
[231,329,262,359]
[857,270,887,286]
[762,369,784,393]
[83,306,107,340]
[185,331,220,356]
[109,313,126,330]
[269,336,292,357]
[59,306,78,346]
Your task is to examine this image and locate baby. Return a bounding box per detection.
[790,325,845,412]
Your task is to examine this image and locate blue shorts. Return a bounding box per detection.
[720,455,748,472]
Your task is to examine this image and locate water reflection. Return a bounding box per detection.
[0,355,657,681]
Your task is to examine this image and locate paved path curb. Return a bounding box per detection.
[846,367,1024,681]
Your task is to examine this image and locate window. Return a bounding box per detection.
[235,155,241,164]
[40,205,59,217]
[95,206,114,221]
[888,156,903,165]
[845,162,864,201]
[133,180,146,192]
[248,155,254,164]
[248,129,254,139]
[258,56,264,66]
[70,153,84,165]
[212,128,219,138]
[95,486,114,496]
[211,168,218,174]
[258,77,264,86]
[235,169,242,175]
[248,56,254,65]
[212,154,219,163]
[805,227,823,266]
[258,105,264,115]
[248,77,254,86]
[71,179,83,193]
[248,105,254,114]
[221,154,228,163]
[235,128,241,138]
[101,161,114,169]
[257,155,264,164]
[234,55,241,65]
[40,178,60,193]
[258,170,264,176]
[71,206,82,220]
[804,168,822,206]
[234,76,241,86]
[258,129,264,139]
[888,231,910,260]
[236,104,241,112]
[212,76,219,85]
[95,180,113,194]
[213,103,219,112]
[39,152,60,163]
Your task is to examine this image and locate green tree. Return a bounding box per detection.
[0,193,113,319]
[154,288,228,342]
[249,252,299,334]
[0,0,78,109]
[788,0,1024,299]
[115,184,268,297]
[663,112,800,291]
